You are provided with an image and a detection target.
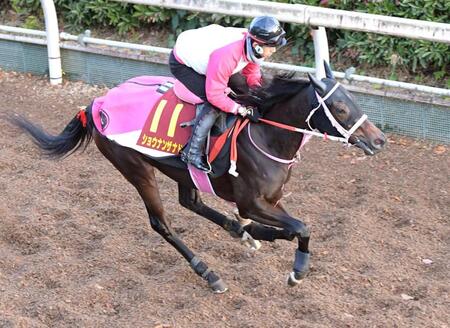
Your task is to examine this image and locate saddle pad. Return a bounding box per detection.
[92,76,196,158]
[91,75,235,183]
[137,88,195,156]
[92,76,173,135]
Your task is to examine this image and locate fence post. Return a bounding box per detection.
[311,27,329,79]
[40,0,62,85]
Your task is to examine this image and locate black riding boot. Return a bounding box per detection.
[180,103,220,172]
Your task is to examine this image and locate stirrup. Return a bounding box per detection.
[180,149,211,172]
[190,157,211,172]
[180,149,189,163]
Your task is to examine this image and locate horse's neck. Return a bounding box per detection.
[259,87,314,159]
[264,86,314,127]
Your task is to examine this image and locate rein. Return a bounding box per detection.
[247,82,367,165]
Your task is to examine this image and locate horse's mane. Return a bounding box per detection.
[236,73,310,115]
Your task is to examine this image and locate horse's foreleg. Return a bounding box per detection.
[179,185,299,248]
[178,185,267,250]
[178,184,243,236]
[238,199,310,286]
[232,208,296,243]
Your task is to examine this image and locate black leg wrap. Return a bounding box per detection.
[190,257,210,278]
[190,257,228,292]
[227,220,245,238]
[293,249,310,280]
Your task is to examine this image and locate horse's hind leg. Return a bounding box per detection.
[178,185,264,250]
[232,208,296,243]
[94,135,227,292]
[139,184,227,293]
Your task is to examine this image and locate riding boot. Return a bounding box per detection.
[180,103,220,172]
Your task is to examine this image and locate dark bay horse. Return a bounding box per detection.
[10,62,386,293]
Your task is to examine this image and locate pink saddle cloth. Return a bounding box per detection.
[91,75,217,194]
[92,76,174,137]
[92,76,198,157]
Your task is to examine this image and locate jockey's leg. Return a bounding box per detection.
[180,103,220,172]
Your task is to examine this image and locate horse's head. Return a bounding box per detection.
[307,62,386,155]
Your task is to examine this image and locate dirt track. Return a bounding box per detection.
[0,70,449,328]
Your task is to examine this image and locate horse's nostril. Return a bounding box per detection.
[374,135,386,148]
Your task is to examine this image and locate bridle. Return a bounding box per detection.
[248,82,368,164]
[305,82,367,143]
[229,81,369,176]
[259,81,367,144]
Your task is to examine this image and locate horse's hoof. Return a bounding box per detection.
[241,231,262,250]
[206,271,228,293]
[287,271,306,286]
[210,278,228,293]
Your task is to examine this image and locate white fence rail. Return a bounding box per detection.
[2,25,449,97]
[40,0,61,85]
[1,0,449,95]
[111,0,450,44]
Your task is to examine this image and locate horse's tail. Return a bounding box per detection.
[10,104,94,159]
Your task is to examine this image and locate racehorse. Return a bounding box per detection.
[10,62,386,293]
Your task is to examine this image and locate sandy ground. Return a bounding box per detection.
[0,70,449,328]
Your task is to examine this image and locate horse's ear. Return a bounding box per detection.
[324,60,334,79]
[308,73,327,96]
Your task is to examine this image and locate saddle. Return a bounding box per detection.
[91,76,238,178]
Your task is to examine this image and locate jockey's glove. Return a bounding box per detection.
[237,106,261,123]
[237,106,249,117]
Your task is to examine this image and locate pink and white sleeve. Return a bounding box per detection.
[205,44,241,114]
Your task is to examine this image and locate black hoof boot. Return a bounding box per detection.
[287,250,310,286]
[190,257,228,293]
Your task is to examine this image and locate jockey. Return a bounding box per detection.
[169,15,287,172]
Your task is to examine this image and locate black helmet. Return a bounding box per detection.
[248,16,287,47]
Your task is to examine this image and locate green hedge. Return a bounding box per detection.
[7,0,450,85]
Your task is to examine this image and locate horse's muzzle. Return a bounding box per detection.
[351,132,386,156]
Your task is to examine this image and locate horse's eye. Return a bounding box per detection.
[333,102,348,116]
[336,107,345,114]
